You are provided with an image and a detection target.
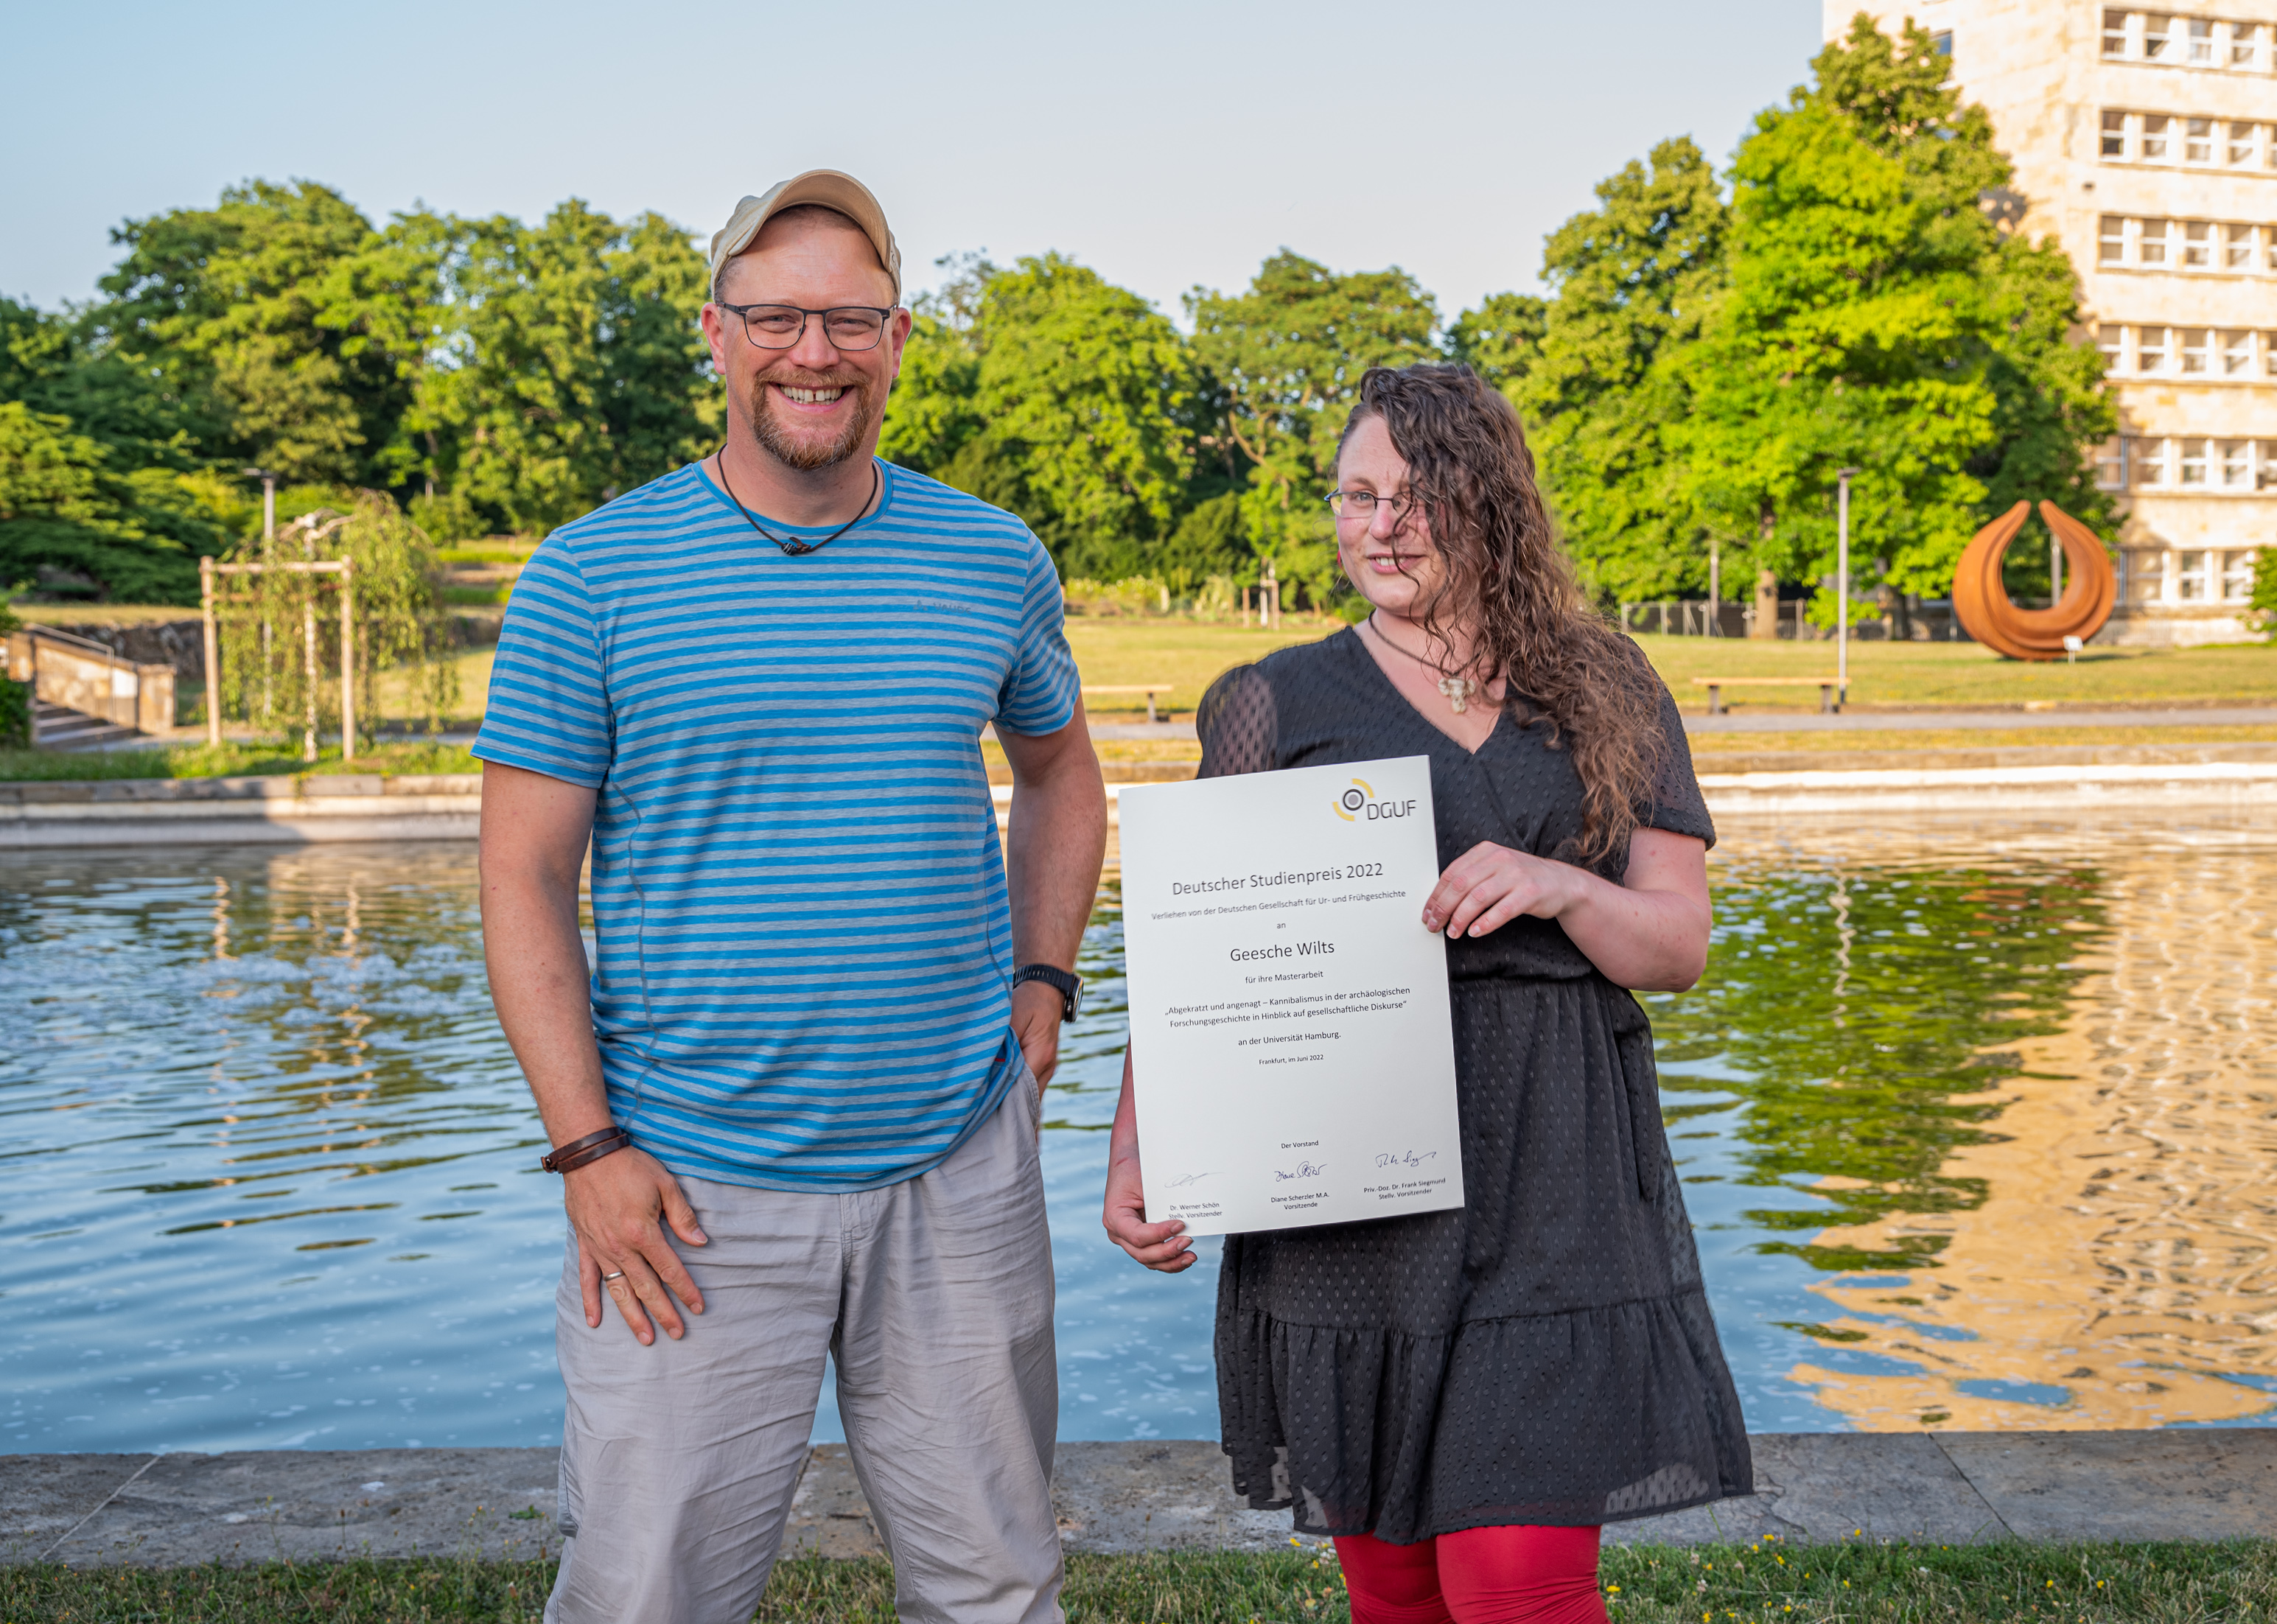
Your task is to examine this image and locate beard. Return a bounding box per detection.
[744,363,881,472]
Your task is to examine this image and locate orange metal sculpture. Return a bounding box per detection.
[1951,500,2117,660]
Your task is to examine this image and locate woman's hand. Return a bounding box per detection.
[1422,830,1712,992]
[1421,842,1586,939]
[1102,1049,1197,1273]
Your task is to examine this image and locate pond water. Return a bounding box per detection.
[3,816,2272,1455]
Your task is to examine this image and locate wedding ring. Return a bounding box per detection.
[601,1270,626,1282]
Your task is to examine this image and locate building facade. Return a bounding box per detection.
[1827,0,2276,643]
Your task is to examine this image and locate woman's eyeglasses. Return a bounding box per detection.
[1326,489,1420,525]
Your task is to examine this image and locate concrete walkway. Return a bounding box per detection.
[5,1432,2270,1567]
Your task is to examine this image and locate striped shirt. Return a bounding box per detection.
[473,459,1079,1192]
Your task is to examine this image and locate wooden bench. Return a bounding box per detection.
[1081,683,1176,724]
[1691,676,1841,716]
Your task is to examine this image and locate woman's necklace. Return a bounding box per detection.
[1366,612,1482,714]
[717,454,878,557]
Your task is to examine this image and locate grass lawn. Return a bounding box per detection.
[1631,634,2277,713]
[1062,623,2277,718]
[5,1539,2273,1622]
[1686,722,2277,757]
[0,739,477,783]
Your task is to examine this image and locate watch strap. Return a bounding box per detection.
[1012,963,1082,1021]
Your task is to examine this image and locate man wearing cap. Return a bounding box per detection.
[475,170,1105,1624]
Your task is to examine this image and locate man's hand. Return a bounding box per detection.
[1011,979,1064,1090]
[565,1148,709,1345]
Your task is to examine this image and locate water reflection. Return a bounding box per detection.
[1,816,2270,1454]
[1686,823,2277,1432]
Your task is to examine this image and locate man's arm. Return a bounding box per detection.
[479,761,707,1345]
[997,699,1108,1088]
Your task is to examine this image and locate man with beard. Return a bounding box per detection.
[475,170,1105,1624]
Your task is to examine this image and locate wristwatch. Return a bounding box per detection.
[1012,963,1084,1022]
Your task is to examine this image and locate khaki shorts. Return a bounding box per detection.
[545,1074,1060,1624]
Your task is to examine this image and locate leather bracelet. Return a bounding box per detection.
[541,1125,632,1174]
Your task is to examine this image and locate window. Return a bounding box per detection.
[2140,326,2169,369]
[2104,110,2130,156]
[2105,8,2132,54]
[2228,223,2256,269]
[2230,20,2261,66]
[2122,549,2165,602]
[2224,329,2253,373]
[2096,438,2128,487]
[2178,549,2209,599]
[2144,13,2172,57]
[2262,442,2277,487]
[2222,551,2257,603]
[2184,221,2212,266]
[2143,114,2170,159]
[2141,219,2169,265]
[2098,324,2127,368]
[2186,117,2214,161]
[1931,29,1953,54]
[2220,441,2251,487]
[2101,214,2128,263]
[2182,327,2210,371]
[2188,16,2214,61]
[2267,333,2277,377]
[2228,122,2256,164]
[2181,438,2210,485]
[2137,438,2169,484]
[2267,226,2277,271]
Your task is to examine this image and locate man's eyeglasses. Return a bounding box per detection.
[1326,489,1420,525]
[717,303,897,352]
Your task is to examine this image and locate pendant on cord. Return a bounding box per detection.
[1438,676,1478,715]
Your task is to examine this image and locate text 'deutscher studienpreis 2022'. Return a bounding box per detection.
[1118,755,1464,1235]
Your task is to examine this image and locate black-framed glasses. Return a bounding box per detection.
[716,302,898,352]
[1326,489,1420,525]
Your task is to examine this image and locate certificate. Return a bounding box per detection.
[1118,755,1465,1236]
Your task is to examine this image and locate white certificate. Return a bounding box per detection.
[1119,755,1464,1236]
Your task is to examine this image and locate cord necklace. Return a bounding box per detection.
[717,453,878,557]
[1366,611,1485,715]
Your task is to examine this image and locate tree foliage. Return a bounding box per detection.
[1674,17,2113,601]
[1513,139,1728,603]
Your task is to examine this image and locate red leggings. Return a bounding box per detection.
[1335,1525,1607,1624]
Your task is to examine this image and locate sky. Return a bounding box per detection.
[2,0,1824,325]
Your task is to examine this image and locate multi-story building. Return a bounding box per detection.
[1827,0,2275,643]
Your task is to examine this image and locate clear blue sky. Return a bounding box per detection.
[2,0,1822,323]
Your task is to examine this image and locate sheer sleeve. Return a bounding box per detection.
[1640,681,1715,849]
[1195,665,1279,779]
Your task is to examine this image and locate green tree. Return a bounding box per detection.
[1186,252,1438,605]
[1447,292,1547,397]
[1676,17,2114,604]
[97,181,403,486]
[1508,139,1728,603]
[884,253,1197,578]
[424,201,718,535]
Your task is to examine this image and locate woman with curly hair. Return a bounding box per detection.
[1102,364,1750,1624]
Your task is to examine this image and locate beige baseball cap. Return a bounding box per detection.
[707,170,901,304]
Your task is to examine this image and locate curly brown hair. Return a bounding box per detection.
[1340,363,1665,866]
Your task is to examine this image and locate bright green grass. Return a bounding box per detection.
[0,740,478,783]
[4,1541,2273,1623]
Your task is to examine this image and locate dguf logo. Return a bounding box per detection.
[1332,777,1419,823]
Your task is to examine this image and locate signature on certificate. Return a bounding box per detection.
[1274,1161,1329,1182]
[1164,1171,1220,1189]
[1374,1149,1440,1170]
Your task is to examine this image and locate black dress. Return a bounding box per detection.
[1200,629,1751,1541]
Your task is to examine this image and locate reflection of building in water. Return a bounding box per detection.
[1788,836,2277,1429]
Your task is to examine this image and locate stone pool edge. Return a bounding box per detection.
[4,1429,2270,1566]
[7,760,2276,849]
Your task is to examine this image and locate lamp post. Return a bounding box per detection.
[1834,469,1855,707]
[242,468,276,545]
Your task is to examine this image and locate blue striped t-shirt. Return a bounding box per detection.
[472,460,1080,1192]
